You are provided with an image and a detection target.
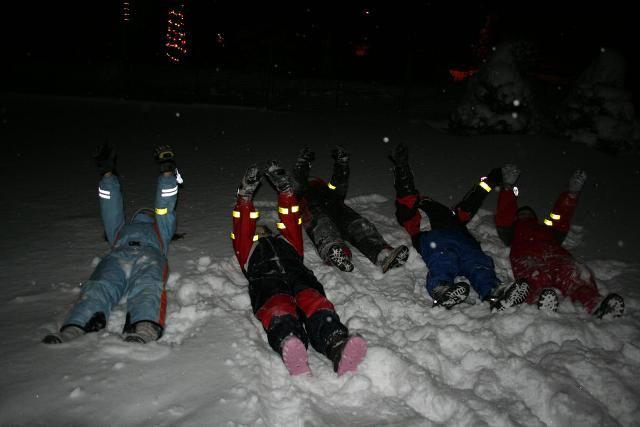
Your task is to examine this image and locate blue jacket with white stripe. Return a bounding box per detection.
[97,174,178,257]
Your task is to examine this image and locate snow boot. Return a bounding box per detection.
[489,279,529,311]
[593,293,624,319]
[537,288,559,312]
[432,282,470,309]
[326,335,367,376]
[42,325,86,344]
[378,245,410,273]
[281,336,311,376]
[124,321,162,344]
[327,245,354,272]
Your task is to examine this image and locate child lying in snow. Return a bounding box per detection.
[389,143,529,311]
[231,161,367,376]
[495,165,624,317]
[43,144,181,345]
[292,145,409,274]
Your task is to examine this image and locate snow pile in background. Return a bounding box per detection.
[450,42,536,134]
[560,49,640,153]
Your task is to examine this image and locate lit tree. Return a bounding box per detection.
[165,3,188,64]
[122,0,131,23]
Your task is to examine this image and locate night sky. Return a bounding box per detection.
[3,1,639,100]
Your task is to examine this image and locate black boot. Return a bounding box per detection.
[431,282,470,309]
[593,294,624,319]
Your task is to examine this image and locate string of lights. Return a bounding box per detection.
[122,0,130,23]
[165,3,188,64]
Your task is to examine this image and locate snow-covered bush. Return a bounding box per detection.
[560,49,640,153]
[450,41,536,134]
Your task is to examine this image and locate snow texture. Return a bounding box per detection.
[1,94,640,426]
[560,49,640,153]
[450,42,536,134]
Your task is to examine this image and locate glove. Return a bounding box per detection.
[237,164,263,198]
[483,167,503,188]
[265,160,296,193]
[93,142,117,175]
[296,146,315,167]
[501,164,520,186]
[331,145,349,164]
[389,143,409,166]
[154,145,176,173]
[568,169,587,193]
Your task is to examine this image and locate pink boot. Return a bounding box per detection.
[332,335,368,376]
[281,336,311,376]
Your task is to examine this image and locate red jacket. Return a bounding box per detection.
[495,188,579,260]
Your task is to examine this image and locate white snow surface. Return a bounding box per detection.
[1,94,640,426]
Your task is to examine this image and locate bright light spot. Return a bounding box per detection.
[512,112,518,119]
[429,241,437,249]
[175,112,181,118]
[491,46,496,51]
[513,99,520,107]
[383,137,390,143]
[600,47,606,53]
[618,240,624,247]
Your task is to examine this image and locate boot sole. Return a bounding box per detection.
[498,280,530,310]
[336,335,368,376]
[382,246,410,273]
[440,284,470,309]
[282,336,311,376]
[537,289,559,312]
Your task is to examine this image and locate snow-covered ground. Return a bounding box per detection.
[1,94,639,426]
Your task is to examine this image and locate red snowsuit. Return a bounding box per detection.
[495,188,601,312]
[231,190,349,355]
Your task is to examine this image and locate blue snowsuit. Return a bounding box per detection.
[396,190,498,301]
[63,174,178,333]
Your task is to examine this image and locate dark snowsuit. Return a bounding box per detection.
[293,158,390,265]
[394,172,498,300]
[495,188,601,311]
[231,192,348,356]
[64,174,178,334]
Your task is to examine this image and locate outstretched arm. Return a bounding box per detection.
[390,143,422,250]
[266,161,304,256]
[327,145,350,198]
[544,170,586,244]
[153,146,180,252]
[494,164,521,246]
[232,165,262,270]
[454,168,501,223]
[94,143,124,244]
[292,147,314,196]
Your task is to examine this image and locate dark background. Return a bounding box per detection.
[3,1,638,110]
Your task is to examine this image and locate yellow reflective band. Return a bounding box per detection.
[298,218,302,225]
[550,213,561,220]
[479,181,492,192]
[253,234,259,242]
[544,219,553,226]
[232,210,241,218]
[230,232,236,240]
[291,205,299,213]
[249,211,259,219]
[277,222,286,229]
[278,207,289,215]
[327,182,336,190]
[155,208,168,215]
